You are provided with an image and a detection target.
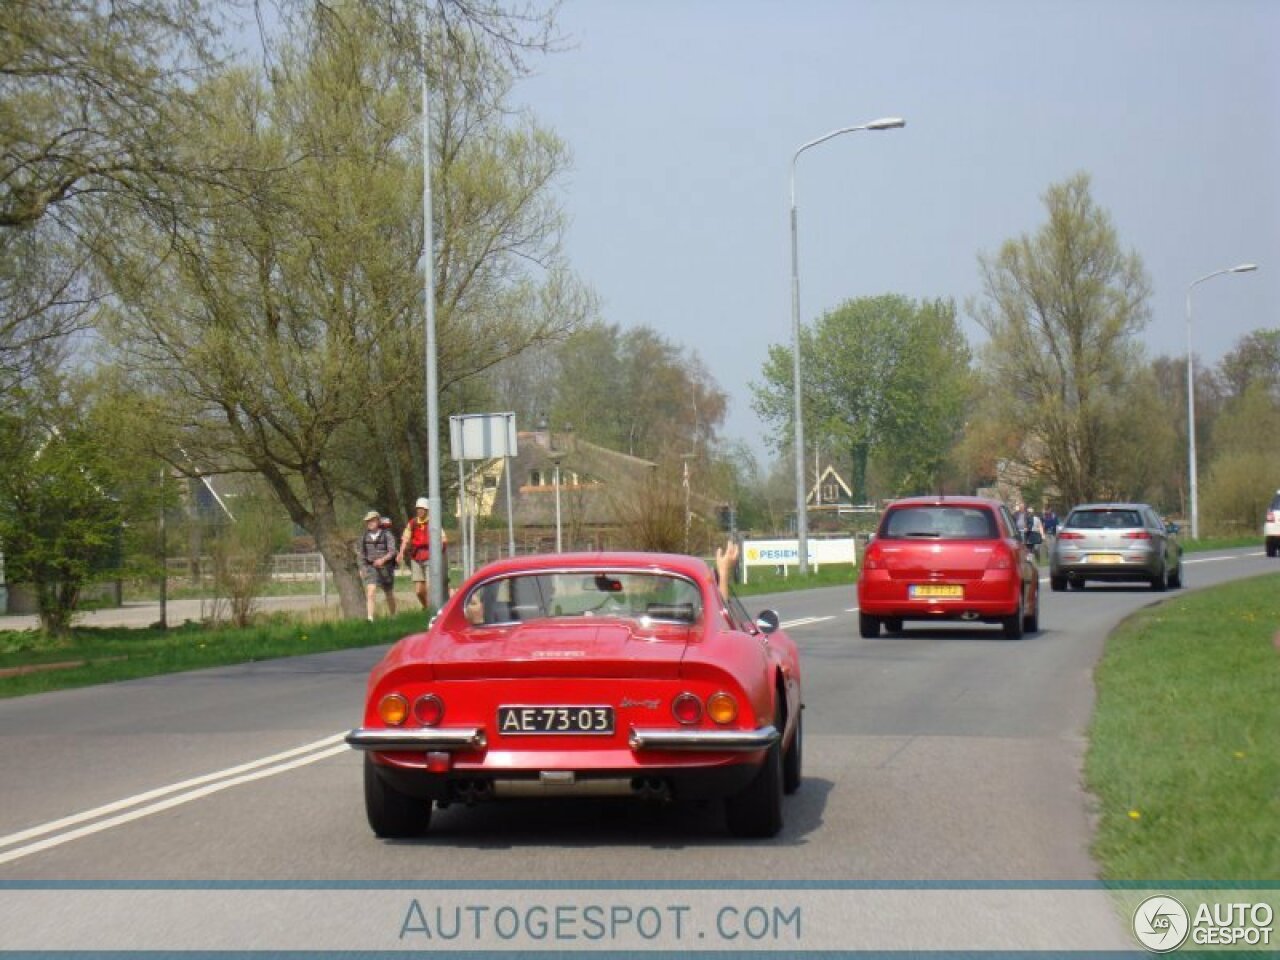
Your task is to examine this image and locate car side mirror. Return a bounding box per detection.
[755,609,780,635]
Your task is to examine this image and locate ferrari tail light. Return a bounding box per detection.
[706,692,738,725]
[672,693,702,725]
[1057,531,1084,540]
[377,693,409,726]
[1122,531,1151,540]
[413,694,444,727]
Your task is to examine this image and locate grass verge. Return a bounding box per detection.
[1085,572,1280,879]
[0,609,430,700]
[730,563,858,597]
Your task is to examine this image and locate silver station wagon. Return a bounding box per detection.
[1049,503,1183,592]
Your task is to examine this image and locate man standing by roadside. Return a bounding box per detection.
[398,497,439,611]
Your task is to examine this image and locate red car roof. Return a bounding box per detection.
[460,551,714,583]
[882,495,1003,509]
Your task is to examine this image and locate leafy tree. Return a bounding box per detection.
[0,384,133,634]
[0,223,96,403]
[1217,329,1280,402]
[98,4,583,617]
[754,295,970,501]
[973,173,1151,506]
[0,0,217,230]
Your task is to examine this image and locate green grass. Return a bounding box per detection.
[0,609,430,700]
[1180,535,1263,554]
[731,563,858,597]
[1085,572,1280,880]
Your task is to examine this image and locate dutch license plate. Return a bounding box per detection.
[1087,554,1123,564]
[910,584,963,599]
[498,705,614,735]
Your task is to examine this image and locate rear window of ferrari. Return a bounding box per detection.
[1066,509,1143,529]
[879,505,996,540]
[465,571,703,626]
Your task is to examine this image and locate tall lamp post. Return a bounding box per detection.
[790,117,904,573]
[1186,263,1257,539]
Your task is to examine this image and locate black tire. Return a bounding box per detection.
[725,722,784,838]
[884,617,904,636]
[1068,576,1085,590]
[1168,564,1182,589]
[364,755,432,839]
[782,709,802,795]
[1266,541,1277,558]
[1022,588,1039,634]
[1002,591,1025,640]
[1150,565,1167,592]
[1050,575,1066,592]
[858,612,881,638]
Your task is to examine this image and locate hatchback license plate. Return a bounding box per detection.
[910,584,963,599]
[498,706,614,735]
[1087,554,1123,564]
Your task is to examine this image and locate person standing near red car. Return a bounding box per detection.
[398,497,446,610]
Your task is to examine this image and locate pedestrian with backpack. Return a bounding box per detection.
[398,497,440,611]
[358,510,398,621]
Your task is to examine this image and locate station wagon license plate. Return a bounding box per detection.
[498,706,614,735]
[1086,554,1123,564]
[910,584,963,599]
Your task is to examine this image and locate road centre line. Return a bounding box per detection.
[0,741,349,866]
[0,732,346,853]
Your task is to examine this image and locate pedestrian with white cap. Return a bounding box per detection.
[398,497,443,610]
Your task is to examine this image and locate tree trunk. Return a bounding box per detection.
[314,522,364,618]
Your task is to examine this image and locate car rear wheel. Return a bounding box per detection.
[364,755,432,839]
[1168,564,1183,589]
[1068,576,1085,590]
[1022,588,1039,634]
[1267,540,1278,558]
[858,612,881,638]
[1150,565,1167,592]
[884,617,904,635]
[1002,592,1025,640]
[782,709,802,795]
[1050,575,1066,592]
[726,718,784,838]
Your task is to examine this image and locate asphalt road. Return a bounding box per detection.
[1,548,1274,889]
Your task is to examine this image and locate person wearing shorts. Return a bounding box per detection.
[358,510,397,621]
[398,497,436,610]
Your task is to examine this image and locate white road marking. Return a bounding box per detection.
[781,616,835,629]
[0,733,347,862]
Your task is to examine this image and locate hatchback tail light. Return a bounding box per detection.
[1057,531,1084,540]
[1122,531,1152,540]
[986,548,1014,570]
[1268,510,1276,523]
[863,547,883,570]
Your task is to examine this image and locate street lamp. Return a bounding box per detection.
[1186,262,1257,539]
[790,117,904,573]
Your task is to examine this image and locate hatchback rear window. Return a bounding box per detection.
[1066,509,1142,529]
[1271,493,1280,510]
[880,506,996,540]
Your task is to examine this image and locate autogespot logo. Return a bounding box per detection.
[1133,895,1190,952]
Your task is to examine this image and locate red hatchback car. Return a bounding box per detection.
[347,551,803,839]
[856,496,1040,639]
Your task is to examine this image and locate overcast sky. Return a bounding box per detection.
[510,0,1279,458]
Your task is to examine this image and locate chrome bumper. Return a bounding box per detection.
[628,724,778,752]
[345,727,486,751]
